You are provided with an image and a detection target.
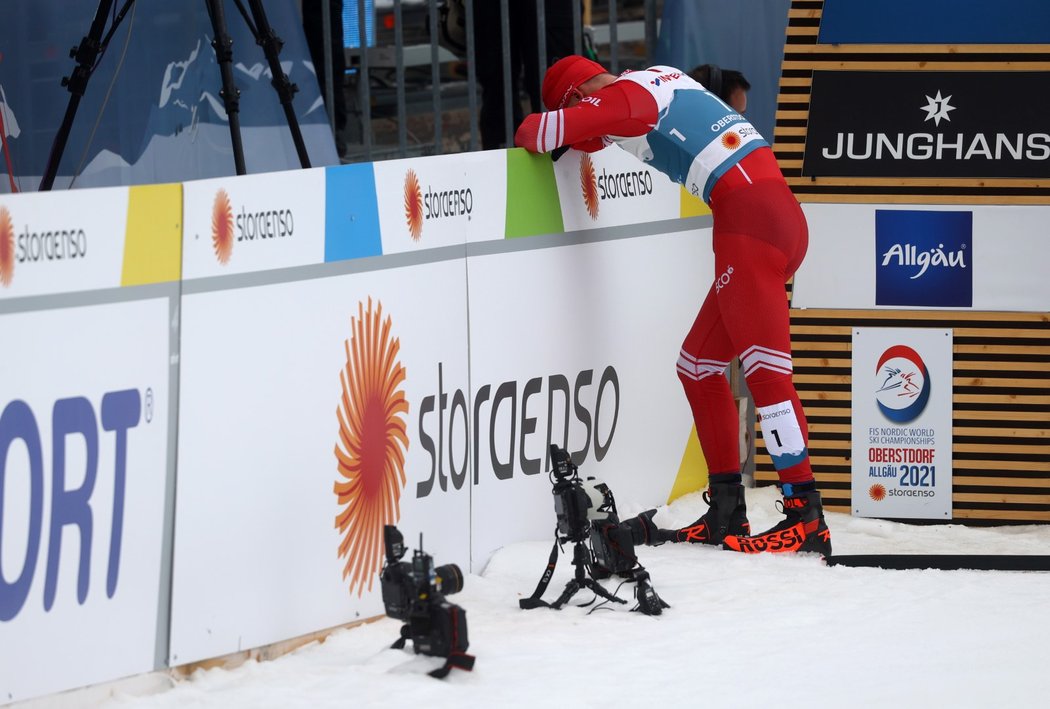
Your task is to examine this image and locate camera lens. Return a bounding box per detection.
[434,563,464,595]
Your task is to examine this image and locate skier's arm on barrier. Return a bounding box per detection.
[514,81,658,154]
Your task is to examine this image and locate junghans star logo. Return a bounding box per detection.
[920,91,956,127]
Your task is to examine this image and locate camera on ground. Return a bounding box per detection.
[380,525,474,677]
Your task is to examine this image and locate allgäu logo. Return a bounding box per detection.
[875,209,972,307]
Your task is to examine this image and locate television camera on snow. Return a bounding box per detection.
[380,525,474,678]
[519,445,668,615]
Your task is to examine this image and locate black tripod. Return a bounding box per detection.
[39,0,311,191]
[549,538,626,610]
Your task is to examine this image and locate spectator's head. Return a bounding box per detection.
[689,64,751,113]
[542,56,612,110]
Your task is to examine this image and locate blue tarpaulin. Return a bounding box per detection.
[654,0,791,147]
[0,0,337,192]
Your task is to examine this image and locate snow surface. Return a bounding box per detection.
[45,488,1050,708]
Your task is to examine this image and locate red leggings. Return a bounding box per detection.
[676,151,813,485]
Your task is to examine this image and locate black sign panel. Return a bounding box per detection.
[802,71,1050,178]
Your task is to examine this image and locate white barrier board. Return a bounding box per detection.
[793,203,1050,311]
[170,261,470,665]
[0,299,170,703]
[466,227,713,569]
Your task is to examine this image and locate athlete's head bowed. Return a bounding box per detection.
[542,55,614,111]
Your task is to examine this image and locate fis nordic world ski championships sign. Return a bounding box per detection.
[851,328,953,521]
[803,71,1050,178]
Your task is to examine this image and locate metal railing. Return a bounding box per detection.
[321,0,662,162]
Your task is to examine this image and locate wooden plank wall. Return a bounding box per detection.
[753,0,1050,522]
[776,0,1050,204]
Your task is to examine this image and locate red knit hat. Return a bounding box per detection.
[542,55,608,110]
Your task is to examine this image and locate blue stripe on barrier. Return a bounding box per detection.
[325,163,383,262]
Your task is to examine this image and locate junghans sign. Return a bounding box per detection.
[802,71,1050,178]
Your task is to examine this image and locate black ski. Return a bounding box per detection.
[827,555,1050,571]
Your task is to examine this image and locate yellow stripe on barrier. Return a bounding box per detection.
[122,183,182,286]
[680,187,711,218]
[667,424,709,503]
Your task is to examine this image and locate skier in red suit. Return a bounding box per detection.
[515,56,831,556]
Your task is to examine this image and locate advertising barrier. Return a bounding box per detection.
[467,148,713,567]
[16,141,1028,702]
[0,185,181,704]
[168,148,715,664]
[169,158,475,666]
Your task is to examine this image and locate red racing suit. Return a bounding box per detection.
[515,67,814,485]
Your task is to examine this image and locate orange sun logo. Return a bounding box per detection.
[869,484,887,502]
[721,131,741,150]
[0,206,14,287]
[404,169,424,240]
[580,153,599,220]
[334,297,409,596]
[211,189,234,265]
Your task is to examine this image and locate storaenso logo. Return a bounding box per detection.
[415,363,620,497]
[403,168,474,239]
[580,154,599,219]
[423,185,473,220]
[212,189,234,264]
[0,206,14,286]
[803,71,1050,178]
[235,205,294,241]
[0,389,143,621]
[597,167,654,200]
[211,188,295,265]
[579,154,655,220]
[3,202,89,272]
[881,242,967,279]
[404,169,424,240]
[333,298,409,597]
[15,226,88,263]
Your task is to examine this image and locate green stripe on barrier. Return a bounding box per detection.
[505,149,564,238]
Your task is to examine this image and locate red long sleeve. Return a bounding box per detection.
[515,80,659,154]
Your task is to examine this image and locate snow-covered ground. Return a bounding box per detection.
[35,487,1050,708]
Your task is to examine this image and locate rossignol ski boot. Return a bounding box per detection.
[671,482,750,545]
[722,487,831,557]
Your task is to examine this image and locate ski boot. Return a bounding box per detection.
[722,486,832,557]
[670,481,750,545]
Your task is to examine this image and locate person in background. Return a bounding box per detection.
[514,56,831,557]
[302,0,347,156]
[688,63,750,114]
[473,0,576,149]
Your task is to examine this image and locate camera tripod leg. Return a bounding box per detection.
[549,579,582,610]
[39,0,121,190]
[206,0,311,174]
[205,0,247,175]
[549,541,628,609]
[581,578,627,605]
[242,0,311,168]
